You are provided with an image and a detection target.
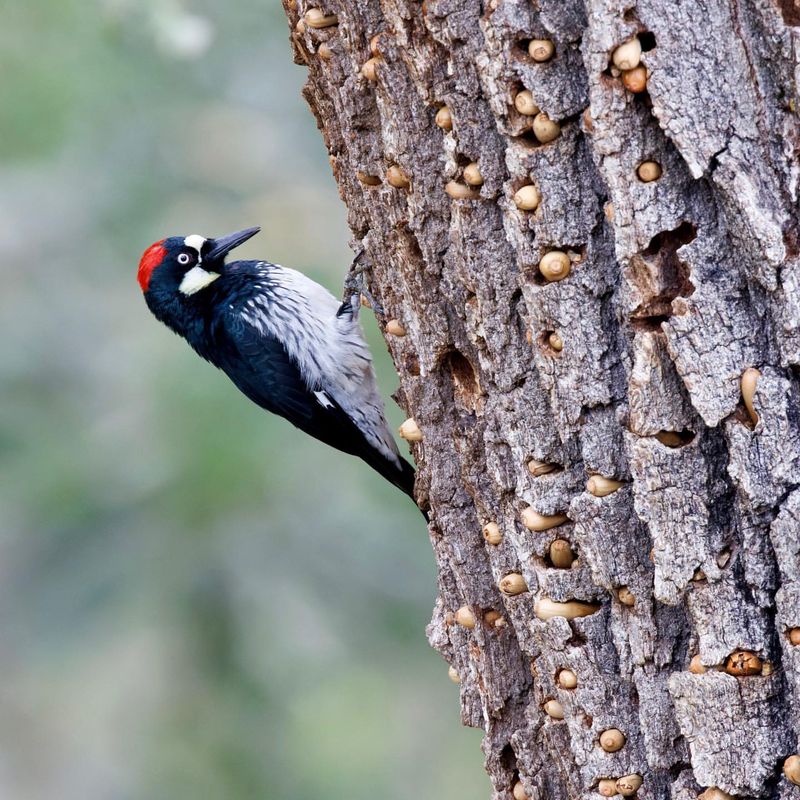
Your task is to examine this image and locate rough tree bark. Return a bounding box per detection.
[283,1,800,797]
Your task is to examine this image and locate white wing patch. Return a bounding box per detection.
[179,265,220,295]
[314,390,334,409]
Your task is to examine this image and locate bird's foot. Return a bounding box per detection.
[342,245,384,317]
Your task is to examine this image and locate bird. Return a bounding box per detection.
[137,227,417,499]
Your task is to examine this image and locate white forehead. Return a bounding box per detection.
[184,234,206,254]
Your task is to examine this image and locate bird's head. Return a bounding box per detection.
[137,227,260,296]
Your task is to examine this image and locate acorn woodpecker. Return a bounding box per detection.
[137,227,416,498]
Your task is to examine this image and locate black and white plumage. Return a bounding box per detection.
[138,227,416,497]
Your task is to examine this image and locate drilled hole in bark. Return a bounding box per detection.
[393,220,425,265]
[403,352,420,376]
[777,0,800,25]
[654,429,695,448]
[630,223,697,319]
[514,128,541,148]
[638,31,656,51]
[499,744,517,771]
[443,349,481,412]
[732,400,757,430]
[455,152,472,168]
[512,39,532,61]
[629,314,670,331]
[644,221,697,256]
[566,626,588,647]
[633,89,654,109]
[539,330,563,355]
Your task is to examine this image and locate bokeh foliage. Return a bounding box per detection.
[0,1,486,797]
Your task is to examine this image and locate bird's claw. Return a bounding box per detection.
[342,244,384,317]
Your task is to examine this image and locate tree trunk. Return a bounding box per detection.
[283,1,800,797]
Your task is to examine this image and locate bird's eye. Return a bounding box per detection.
[177,253,192,265]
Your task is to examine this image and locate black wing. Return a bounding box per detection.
[210,310,416,498]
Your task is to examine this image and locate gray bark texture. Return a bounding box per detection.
[283,1,800,797]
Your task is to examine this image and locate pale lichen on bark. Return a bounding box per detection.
[283,0,800,797]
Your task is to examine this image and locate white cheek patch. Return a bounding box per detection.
[184,234,207,259]
[179,266,220,295]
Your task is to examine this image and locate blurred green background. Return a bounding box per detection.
[0,1,487,798]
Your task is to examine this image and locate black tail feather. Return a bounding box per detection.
[358,449,428,520]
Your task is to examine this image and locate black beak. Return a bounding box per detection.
[205,227,260,262]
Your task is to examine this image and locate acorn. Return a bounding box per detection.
[689,655,707,674]
[385,319,406,336]
[535,597,601,621]
[622,65,647,93]
[548,332,563,352]
[789,627,800,645]
[655,430,685,447]
[399,418,422,441]
[484,610,505,628]
[725,650,762,676]
[533,112,561,143]
[528,459,557,476]
[612,37,641,71]
[386,165,410,188]
[784,755,800,786]
[582,107,594,134]
[599,729,626,753]
[448,665,461,683]
[699,789,733,800]
[617,587,635,607]
[521,507,568,531]
[528,39,555,62]
[435,106,453,130]
[549,539,575,568]
[637,161,662,182]
[369,32,384,56]
[361,56,381,81]
[538,251,571,282]
[514,184,542,211]
[445,181,480,200]
[357,171,381,186]
[455,605,476,629]
[463,162,484,186]
[587,475,625,497]
[318,42,333,60]
[741,367,760,425]
[598,779,619,797]
[513,781,529,800]
[514,90,540,116]
[615,775,642,797]
[499,573,528,595]
[295,18,307,34]
[557,668,578,689]
[304,8,339,28]
[483,522,503,545]
[543,699,565,719]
